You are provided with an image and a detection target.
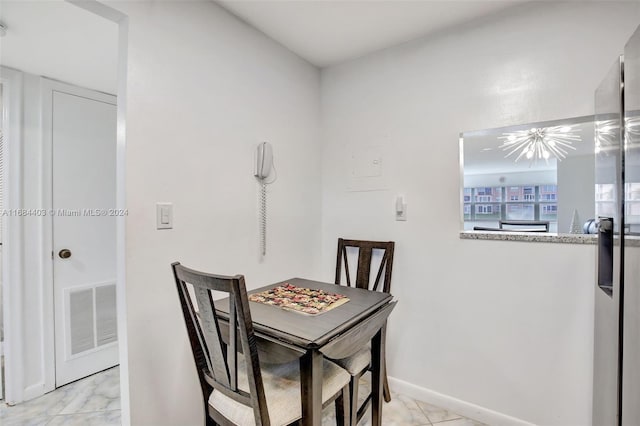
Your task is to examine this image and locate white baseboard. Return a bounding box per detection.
[388,376,536,426]
[22,382,46,402]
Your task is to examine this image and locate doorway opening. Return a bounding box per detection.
[0,2,129,423]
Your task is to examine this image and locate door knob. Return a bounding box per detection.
[58,249,72,259]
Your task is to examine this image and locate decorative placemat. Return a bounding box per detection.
[249,283,349,315]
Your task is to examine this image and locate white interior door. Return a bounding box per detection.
[52,86,118,387]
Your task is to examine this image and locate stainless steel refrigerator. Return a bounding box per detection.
[593,24,640,426]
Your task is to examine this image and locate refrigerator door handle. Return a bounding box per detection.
[598,217,614,297]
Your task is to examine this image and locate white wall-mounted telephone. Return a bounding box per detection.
[254,142,273,179]
[254,142,274,257]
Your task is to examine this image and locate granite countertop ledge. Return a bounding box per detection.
[459,230,598,244]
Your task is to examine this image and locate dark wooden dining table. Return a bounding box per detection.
[214,277,395,426]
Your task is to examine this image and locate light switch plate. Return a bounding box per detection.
[156,202,173,229]
[395,195,407,221]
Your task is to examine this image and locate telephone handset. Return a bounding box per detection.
[255,142,273,179]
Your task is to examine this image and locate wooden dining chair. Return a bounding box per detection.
[172,262,351,426]
[332,238,395,424]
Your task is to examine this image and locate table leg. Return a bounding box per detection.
[382,322,391,403]
[300,348,323,426]
[371,329,384,426]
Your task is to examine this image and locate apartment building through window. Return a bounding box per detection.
[464,184,558,227]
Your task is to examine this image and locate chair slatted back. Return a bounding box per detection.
[335,238,395,293]
[172,262,270,426]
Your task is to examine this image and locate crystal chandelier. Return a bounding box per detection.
[499,125,580,164]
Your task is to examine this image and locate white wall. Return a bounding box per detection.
[320,2,640,425]
[558,154,596,233]
[464,170,556,187]
[106,2,323,425]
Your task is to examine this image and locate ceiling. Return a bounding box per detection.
[0,1,118,94]
[217,0,526,67]
[0,0,527,88]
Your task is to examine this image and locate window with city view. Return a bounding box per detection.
[463,184,558,230]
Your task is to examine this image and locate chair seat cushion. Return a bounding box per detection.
[208,358,350,426]
[331,345,371,375]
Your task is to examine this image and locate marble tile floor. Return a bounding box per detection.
[1,367,487,426]
[0,366,121,426]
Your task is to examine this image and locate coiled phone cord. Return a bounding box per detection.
[260,180,267,256]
